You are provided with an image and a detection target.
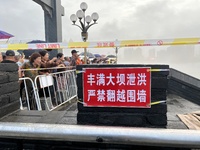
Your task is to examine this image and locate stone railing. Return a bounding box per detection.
[168,68,200,105]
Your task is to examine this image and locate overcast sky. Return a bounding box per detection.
[1,0,200,42]
[1,0,200,77]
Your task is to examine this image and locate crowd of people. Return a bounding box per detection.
[0,49,84,78]
[0,49,115,85]
[0,49,115,109]
[0,49,86,109]
[0,49,113,79]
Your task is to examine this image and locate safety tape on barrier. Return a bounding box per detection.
[77,99,166,106]
[21,66,72,71]
[147,69,170,72]
[1,37,200,50]
[150,100,166,106]
[20,68,169,73]
[76,69,169,74]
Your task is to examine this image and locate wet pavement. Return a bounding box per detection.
[0,94,200,130]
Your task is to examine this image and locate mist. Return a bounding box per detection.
[62,44,200,79]
[117,45,200,79]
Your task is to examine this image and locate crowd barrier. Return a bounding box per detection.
[19,69,77,111]
[19,77,41,110]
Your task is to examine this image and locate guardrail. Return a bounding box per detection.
[19,70,77,111]
[0,122,199,149]
[19,77,41,110]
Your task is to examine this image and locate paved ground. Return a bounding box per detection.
[0,94,200,129]
[167,94,200,129]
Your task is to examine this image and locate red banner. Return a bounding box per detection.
[83,67,151,108]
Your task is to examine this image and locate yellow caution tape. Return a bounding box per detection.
[150,100,166,105]
[76,69,169,74]
[21,66,73,71]
[147,69,169,72]
[77,100,85,105]
[77,100,166,106]
[1,37,200,50]
[20,67,170,73]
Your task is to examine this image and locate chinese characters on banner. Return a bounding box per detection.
[83,68,151,108]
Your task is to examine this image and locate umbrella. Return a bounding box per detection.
[18,40,47,59]
[79,52,95,58]
[27,40,46,43]
[107,54,116,58]
[94,54,101,58]
[0,30,14,39]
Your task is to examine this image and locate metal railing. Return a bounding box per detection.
[19,70,77,111]
[0,122,200,148]
[19,77,41,110]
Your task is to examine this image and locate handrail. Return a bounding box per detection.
[0,122,199,148]
[34,69,77,111]
[19,77,41,110]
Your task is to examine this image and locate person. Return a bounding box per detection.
[1,50,23,79]
[70,49,82,68]
[39,50,58,74]
[1,50,16,63]
[92,58,98,64]
[16,53,25,67]
[22,52,42,83]
[77,56,82,65]
[0,52,3,62]
[2,52,6,60]
[64,56,70,66]
[87,58,91,64]
[56,53,67,73]
[56,53,67,96]
[21,52,42,110]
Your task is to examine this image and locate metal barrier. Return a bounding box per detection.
[19,69,77,111]
[34,70,77,111]
[19,77,41,111]
[0,123,200,148]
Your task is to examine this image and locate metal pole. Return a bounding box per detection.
[83,10,87,64]
[0,122,200,148]
[81,32,88,64]
[84,47,87,64]
[115,47,118,64]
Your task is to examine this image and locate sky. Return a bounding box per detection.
[1,0,200,42]
[1,0,200,77]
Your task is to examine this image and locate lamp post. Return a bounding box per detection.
[115,47,118,64]
[70,2,99,64]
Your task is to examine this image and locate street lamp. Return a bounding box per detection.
[70,2,99,64]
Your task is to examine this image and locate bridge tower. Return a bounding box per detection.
[33,0,64,43]
[33,0,64,55]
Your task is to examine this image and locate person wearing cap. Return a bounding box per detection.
[1,50,25,80]
[70,49,82,68]
[1,50,16,63]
